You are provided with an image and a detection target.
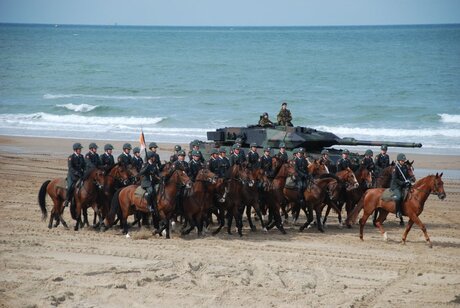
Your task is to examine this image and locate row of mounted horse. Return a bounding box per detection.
[37,157,446,247]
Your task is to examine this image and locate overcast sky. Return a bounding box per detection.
[1,0,459,26]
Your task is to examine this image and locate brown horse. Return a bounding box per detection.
[70,168,106,231]
[264,160,298,234]
[373,160,415,226]
[212,164,252,236]
[322,166,371,227]
[307,159,330,177]
[181,168,219,236]
[38,177,69,229]
[105,164,192,238]
[243,167,270,232]
[347,173,446,247]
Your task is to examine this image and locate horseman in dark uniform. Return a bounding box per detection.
[294,148,311,201]
[319,149,332,172]
[207,148,220,175]
[100,144,115,171]
[189,150,204,182]
[132,147,144,172]
[229,144,244,166]
[148,142,162,170]
[276,102,293,126]
[374,144,390,175]
[117,143,132,167]
[391,153,413,218]
[139,152,161,214]
[173,150,190,174]
[234,138,246,162]
[260,147,273,177]
[246,142,260,170]
[188,140,205,163]
[336,149,352,172]
[218,148,230,177]
[65,143,86,207]
[276,142,289,164]
[84,143,101,171]
[170,145,182,163]
[361,149,375,172]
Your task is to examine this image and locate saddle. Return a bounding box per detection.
[380,188,410,202]
[284,176,297,190]
[134,186,147,200]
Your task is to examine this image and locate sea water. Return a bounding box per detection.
[0,24,459,153]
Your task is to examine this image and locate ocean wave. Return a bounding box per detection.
[44,93,184,100]
[0,112,166,126]
[314,125,460,138]
[56,103,99,113]
[439,113,460,124]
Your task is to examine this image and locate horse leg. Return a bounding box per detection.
[82,207,89,228]
[315,207,324,233]
[165,218,171,239]
[408,214,432,248]
[322,205,331,227]
[374,210,390,241]
[53,212,61,228]
[48,210,54,229]
[299,201,314,232]
[274,208,286,234]
[226,210,233,235]
[236,207,243,237]
[255,207,266,231]
[246,204,256,232]
[212,208,225,235]
[399,216,405,227]
[401,219,414,245]
[359,211,373,241]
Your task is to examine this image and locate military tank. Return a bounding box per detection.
[191,124,422,165]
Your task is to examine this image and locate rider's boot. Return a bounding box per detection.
[395,200,402,218]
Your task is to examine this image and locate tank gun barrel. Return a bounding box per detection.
[337,138,422,148]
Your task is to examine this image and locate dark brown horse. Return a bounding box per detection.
[69,168,105,230]
[347,173,445,247]
[212,164,252,236]
[322,165,371,227]
[181,168,219,236]
[243,167,269,232]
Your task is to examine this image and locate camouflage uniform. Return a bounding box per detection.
[277,104,293,126]
[258,113,274,127]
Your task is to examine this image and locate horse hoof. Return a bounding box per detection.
[125,233,130,238]
[161,230,167,236]
[346,224,352,229]
[383,232,388,242]
[250,226,256,232]
[338,223,343,229]
[299,227,304,232]
[263,228,268,233]
[318,228,325,233]
[400,222,405,227]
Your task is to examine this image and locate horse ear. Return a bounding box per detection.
[410,160,414,165]
[435,172,438,177]
[440,172,443,177]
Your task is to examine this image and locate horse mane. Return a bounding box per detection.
[318,173,340,181]
[105,163,120,174]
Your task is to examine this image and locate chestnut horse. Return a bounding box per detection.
[181,169,219,236]
[105,165,192,238]
[347,173,446,247]
[38,177,69,229]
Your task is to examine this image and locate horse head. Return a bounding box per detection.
[110,163,131,186]
[405,160,416,183]
[358,165,373,188]
[196,168,218,184]
[433,173,446,200]
[90,167,105,189]
[308,160,329,177]
[175,168,192,189]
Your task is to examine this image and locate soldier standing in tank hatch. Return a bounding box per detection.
[391,153,412,219]
[132,147,144,172]
[84,143,101,171]
[118,143,132,167]
[275,142,289,164]
[277,102,293,126]
[375,144,390,175]
[147,142,162,170]
[247,143,260,169]
[64,143,86,207]
[259,112,274,127]
[100,144,115,171]
[218,148,230,177]
[170,145,181,163]
[336,149,352,172]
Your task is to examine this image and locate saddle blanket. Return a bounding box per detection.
[134,186,147,200]
[381,189,395,201]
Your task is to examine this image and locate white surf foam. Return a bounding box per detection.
[439,113,460,124]
[44,93,183,100]
[56,103,99,113]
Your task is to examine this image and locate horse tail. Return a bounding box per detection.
[107,188,122,225]
[38,180,51,221]
[346,191,367,226]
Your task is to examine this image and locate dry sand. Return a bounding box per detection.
[1,135,459,307]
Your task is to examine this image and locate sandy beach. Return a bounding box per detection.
[1,135,459,307]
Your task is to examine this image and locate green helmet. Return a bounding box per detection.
[232,144,240,150]
[235,137,243,144]
[279,142,286,148]
[104,144,113,151]
[174,145,181,151]
[250,142,257,148]
[210,148,219,155]
[342,149,350,155]
[89,142,98,149]
[191,140,200,147]
[264,147,271,152]
[298,147,305,154]
[292,148,299,154]
[397,153,407,161]
[219,147,227,154]
[321,149,329,155]
[123,143,132,150]
[73,143,83,150]
[146,151,155,159]
[192,150,200,156]
[365,149,373,156]
[149,142,158,149]
[178,150,186,156]
[381,144,388,151]
[133,147,140,154]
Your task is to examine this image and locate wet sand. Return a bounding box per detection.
[1,135,459,307]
